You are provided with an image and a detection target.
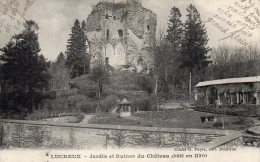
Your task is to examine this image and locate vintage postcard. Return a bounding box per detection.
[0,0,260,162]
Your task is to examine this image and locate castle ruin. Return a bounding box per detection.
[85,0,157,72]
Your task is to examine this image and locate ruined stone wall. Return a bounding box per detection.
[86,1,156,71]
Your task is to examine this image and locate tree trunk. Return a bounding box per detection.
[165,64,168,82]
[152,110,155,126]
[154,75,159,94]
[100,80,103,94]
[97,80,102,99]
[172,77,175,90]
[28,83,33,112]
[0,124,3,146]
[189,71,192,99]
[76,66,79,77]
[97,80,99,99]
[222,112,225,129]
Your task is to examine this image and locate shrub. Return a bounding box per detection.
[80,95,118,114]
[136,75,154,94]
[194,97,206,106]
[80,102,97,113]
[79,91,96,98]
[68,94,87,103]
[213,121,223,128]
[143,122,153,127]
[100,95,118,111]
[236,115,247,124]
[68,114,85,123]
[132,98,151,111]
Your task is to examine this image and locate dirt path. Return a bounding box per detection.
[80,114,95,124]
[160,101,190,110]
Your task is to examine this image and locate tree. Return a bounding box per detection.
[90,54,109,99]
[56,52,66,64]
[152,28,173,98]
[150,30,170,125]
[81,20,89,48]
[0,20,50,114]
[65,19,89,78]
[180,4,211,97]
[0,61,3,94]
[210,46,235,79]
[81,20,90,74]
[166,7,183,85]
[210,46,260,79]
[166,7,183,45]
[48,52,70,91]
[152,28,167,94]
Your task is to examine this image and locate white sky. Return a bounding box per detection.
[0,0,259,61]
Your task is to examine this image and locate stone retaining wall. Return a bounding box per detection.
[0,119,242,149]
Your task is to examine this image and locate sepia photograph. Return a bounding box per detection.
[0,0,259,161]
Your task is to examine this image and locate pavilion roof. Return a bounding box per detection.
[196,76,260,88]
[119,98,130,104]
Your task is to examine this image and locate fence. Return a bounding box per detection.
[193,104,260,117]
[243,135,260,147]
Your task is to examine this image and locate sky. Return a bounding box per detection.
[0,0,259,61]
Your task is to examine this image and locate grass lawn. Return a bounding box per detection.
[89,109,255,130]
[88,114,144,126]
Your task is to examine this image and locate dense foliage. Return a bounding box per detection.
[0,20,51,114]
[48,52,70,91]
[65,20,90,78]
[180,4,211,72]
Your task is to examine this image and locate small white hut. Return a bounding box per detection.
[118,98,132,117]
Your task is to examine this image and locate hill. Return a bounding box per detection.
[40,71,155,114]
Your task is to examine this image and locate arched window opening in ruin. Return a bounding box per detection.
[105,14,109,19]
[113,16,116,20]
[147,25,150,31]
[107,29,110,40]
[118,29,123,38]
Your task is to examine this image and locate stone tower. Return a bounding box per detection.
[86,0,157,72]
